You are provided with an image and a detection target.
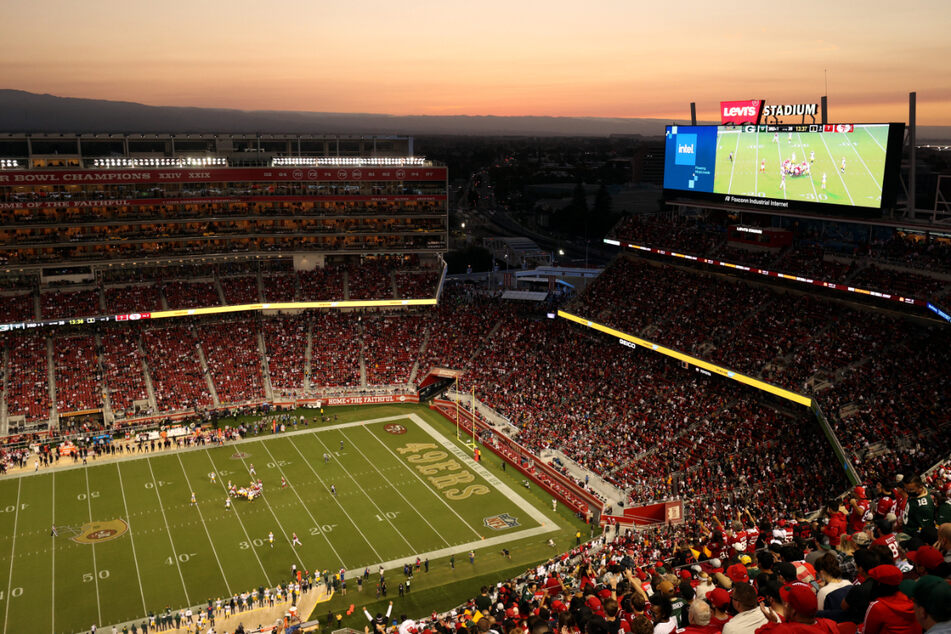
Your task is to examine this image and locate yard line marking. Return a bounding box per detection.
[727,129,741,193]
[844,134,881,191]
[231,454,306,570]
[84,468,103,626]
[202,451,272,584]
[115,463,148,616]
[754,131,759,194]
[795,134,820,200]
[285,436,383,562]
[862,125,887,153]
[175,454,232,596]
[360,427,480,541]
[820,133,854,205]
[51,472,56,634]
[308,433,416,553]
[776,134,787,199]
[257,441,348,569]
[145,457,191,605]
[348,432,455,546]
[2,479,20,634]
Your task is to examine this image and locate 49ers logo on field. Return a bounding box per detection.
[384,423,407,435]
[72,519,129,544]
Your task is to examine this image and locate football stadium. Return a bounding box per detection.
[0,130,949,634]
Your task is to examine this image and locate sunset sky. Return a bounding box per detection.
[3,0,950,124]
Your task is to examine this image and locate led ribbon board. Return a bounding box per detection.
[558,310,812,407]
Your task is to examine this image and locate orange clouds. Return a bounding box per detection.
[2,0,949,123]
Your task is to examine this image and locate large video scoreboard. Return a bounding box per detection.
[663,123,904,216]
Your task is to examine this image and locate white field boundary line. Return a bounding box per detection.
[820,133,855,205]
[203,450,272,586]
[115,462,149,616]
[285,436,385,563]
[175,454,233,596]
[145,457,191,605]
[2,478,21,633]
[362,423,491,541]
[1,414,420,480]
[84,468,103,626]
[257,441,348,568]
[341,429,455,547]
[307,432,418,554]
[233,453,307,570]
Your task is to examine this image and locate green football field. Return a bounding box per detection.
[0,406,575,634]
[713,125,889,208]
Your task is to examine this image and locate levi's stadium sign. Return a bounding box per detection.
[762,102,819,118]
[720,100,764,125]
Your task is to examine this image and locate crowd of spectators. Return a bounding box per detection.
[162,280,222,310]
[220,275,262,305]
[611,214,951,301]
[40,288,102,319]
[262,315,309,395]
[262,272,299,302]
[0,291,36,323]
[100,329,149,417]
[299,265,347,301]
[52,335,101,414]
[4,334,51,423]
[104,284,163,314]
[362,316,427,385]
[348,258,399,300]
[865,232,951,272]
[395,270,442,298]
[141,326,213,412]
[407,464,951,634]
[199,320,266,405]
[310,312,362,388]
[612,215,723,255]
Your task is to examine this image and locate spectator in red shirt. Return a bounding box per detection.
[849,487,871,533]
[822,502,848,548]
[862,565,922,634]
[707,588,733,631]
[755,583,839,634]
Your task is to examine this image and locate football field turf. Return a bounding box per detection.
[0,406,567,634]
[714,126,889,208]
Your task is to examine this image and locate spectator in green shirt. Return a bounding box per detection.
[903,475,936,537]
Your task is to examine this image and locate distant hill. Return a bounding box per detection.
[2,90,949,140]
[0,89,682,137]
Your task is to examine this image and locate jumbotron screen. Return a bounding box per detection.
[663,123,904,216]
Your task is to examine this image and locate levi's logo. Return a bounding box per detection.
[723,106,758,117]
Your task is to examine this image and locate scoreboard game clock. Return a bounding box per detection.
[663,123,904,217]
